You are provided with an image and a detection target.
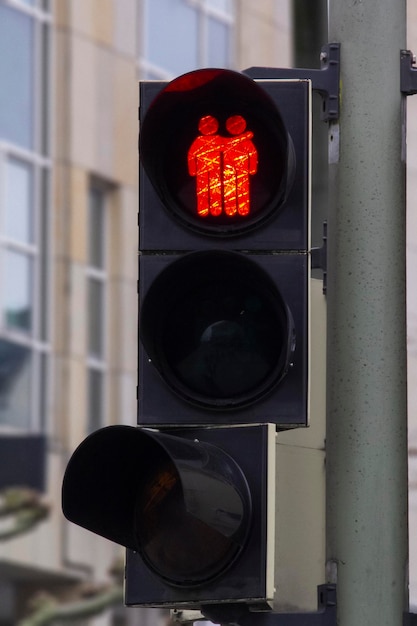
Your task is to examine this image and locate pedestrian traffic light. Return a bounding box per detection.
[62,67,315,615]
[138,68,311,427]
[63,423,276,609]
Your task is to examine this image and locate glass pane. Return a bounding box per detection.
[0,5,33,149]
[206,0,233,14]
[5,158,33,244]
[4,251,33,332]
[146,0,198,75]
[89,188,105,268]
[207,17,230,66]
[88,278,104,357]
[88,368,103,433]
[0,339,32,429]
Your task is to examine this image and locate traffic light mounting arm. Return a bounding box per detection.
[244,42,340,122]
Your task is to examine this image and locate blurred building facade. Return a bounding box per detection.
[0,1,291,624]
[3,0,417,624]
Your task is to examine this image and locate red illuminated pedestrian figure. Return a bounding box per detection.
[223,115,258,217]
[188,114,258,218]
[187,115,222,217]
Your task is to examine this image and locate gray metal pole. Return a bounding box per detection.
[326,1,408,625]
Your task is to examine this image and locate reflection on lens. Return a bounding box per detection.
[165,278,284,400]
[136,461,239,585]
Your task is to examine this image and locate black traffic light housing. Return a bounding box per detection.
[139,71,309,250]
[62,423,275,609]
[138,69,311,428]
[62,68,312,613]
[139,250,307,425]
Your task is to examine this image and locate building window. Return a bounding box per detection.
[0,0,51,432]
[139,0,235,79]
[86,186,107,434]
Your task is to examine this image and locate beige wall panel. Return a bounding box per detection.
[67,0,93,38]
[116,371,138,426]
[114,0,138,57]
[69,263,87,359]
[51,355,71,440]
[65,521,95,570]
[96,47,115,177]
[65,518,120,586]
[54,0,70,29]
[52,163,70,260]
[106,370,137,428]
[51,256,70,355]
[108,278,137,372]
[237,0,291,70]
[106,368,119,428]
[68,357,87,450]
[70,36,97,169]
[69,166,88,263]
[248,0,287,22]
[112,56,138,187]
[53,30,70,162]
[409,2,417,46]
[108,185,138,282]
[92,0,114,47]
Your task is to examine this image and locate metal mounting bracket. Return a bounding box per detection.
[311,221,327,294]
[401,49,417,95]
[244,43,341,122]
[201,585,336,626]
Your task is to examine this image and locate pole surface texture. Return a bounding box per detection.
[327,1,408,625]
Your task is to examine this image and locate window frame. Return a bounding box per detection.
[0,0,52,434]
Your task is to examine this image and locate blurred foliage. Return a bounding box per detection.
[18,558,124,625]
[0,487,49,541]
[18,585,123,626]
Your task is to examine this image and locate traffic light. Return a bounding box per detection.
[138,68,311,427]
[62,422,276,609]
[62,68,313,614]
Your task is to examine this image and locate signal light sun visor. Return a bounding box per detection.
[62,425,252,586]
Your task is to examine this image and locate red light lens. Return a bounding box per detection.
[188,115,258,219]
[140,69,293,237]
